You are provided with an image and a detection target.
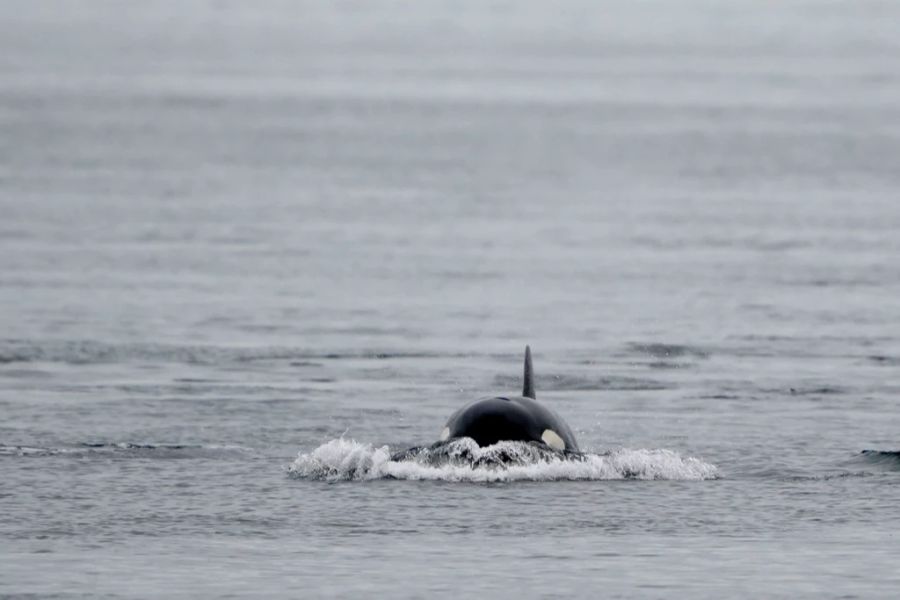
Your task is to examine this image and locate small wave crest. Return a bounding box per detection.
[860,450,900,469]
[288,438,719,482]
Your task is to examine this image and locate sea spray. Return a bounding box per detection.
[289,438,719,482]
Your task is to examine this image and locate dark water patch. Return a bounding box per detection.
[0,227,31,240]
[647,361,686,370]
[0,339,459,367]
[0,443,247,460]
[0,367,53,378]
[0,339,234,365]
[859,450,900,469]
[627,343,709,360]
[237,324,283,334]
[80,442,196,449]
[781,471,877,482]
[788,386,845,396]
[319,351,458,361]
[358,407,403,417]
[232,349,446,362]
[781,275,888,288]
[632,235,809,253]
[493,373,669,391]
[867,355,900,366]
[103,382,318,397]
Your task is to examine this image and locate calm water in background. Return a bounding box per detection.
[2,1,899,597]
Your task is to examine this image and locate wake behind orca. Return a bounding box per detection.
[392,346,581,463]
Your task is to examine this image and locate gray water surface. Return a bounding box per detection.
[2,1,900,598]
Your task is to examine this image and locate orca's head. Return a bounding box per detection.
[441,396,576,452]
[438,347,579,452]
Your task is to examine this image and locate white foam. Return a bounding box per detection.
[288,438,719,482]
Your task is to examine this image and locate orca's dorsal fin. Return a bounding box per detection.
[523,345,535,399]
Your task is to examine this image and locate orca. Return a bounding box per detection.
[393,346,579,461]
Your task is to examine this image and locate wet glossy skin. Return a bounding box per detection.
[443,396,579,452]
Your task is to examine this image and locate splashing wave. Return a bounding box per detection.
[288,438,719,482]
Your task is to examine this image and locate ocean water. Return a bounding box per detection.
[2,0,900,597]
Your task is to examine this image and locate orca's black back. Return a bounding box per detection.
[444,396,579,452]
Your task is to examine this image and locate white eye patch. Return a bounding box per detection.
[541,429,565,451]
[439,427,450,441]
